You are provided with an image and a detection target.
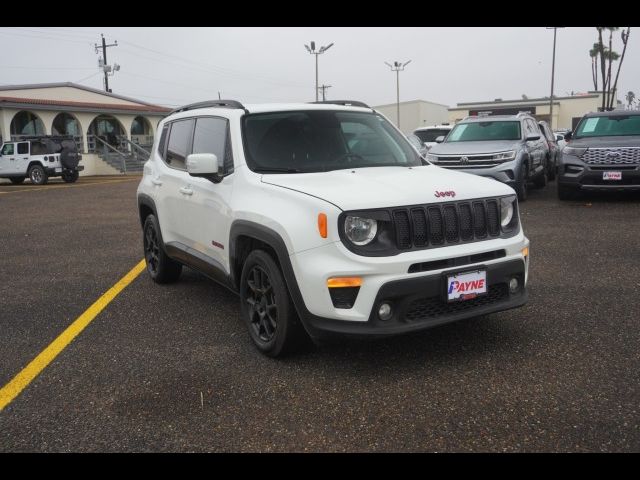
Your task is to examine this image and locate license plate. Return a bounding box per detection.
[446,269,487,302]
[55,167,62,173]
[603,171,621,180]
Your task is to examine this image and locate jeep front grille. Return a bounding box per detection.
[580,147,640,165]
[392,199,502,250]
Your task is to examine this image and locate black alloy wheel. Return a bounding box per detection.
[142,214,182,283]
[144,222,161,276]
[245,265,278,343]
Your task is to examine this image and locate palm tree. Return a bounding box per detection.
[626,91,635,108]
[589,43,600,90]
[609,28,631,110]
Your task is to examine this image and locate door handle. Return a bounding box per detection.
[151,178,163,186]
[179,186,194,196]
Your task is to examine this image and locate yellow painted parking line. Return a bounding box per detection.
[0,178,139,195]
[0,259,147,411]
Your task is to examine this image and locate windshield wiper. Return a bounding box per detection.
[253,167,302,173]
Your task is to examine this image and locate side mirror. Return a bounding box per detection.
[435,135,445,143]
[564,131,572,141]
[186,153,222,182]
[525,135,541,141]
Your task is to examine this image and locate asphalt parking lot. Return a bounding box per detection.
[1,175,639,452]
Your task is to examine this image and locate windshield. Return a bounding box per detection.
[446,121,522,142]
[414,128,451,143]
[241,110,421,173]
[575,115,640,138]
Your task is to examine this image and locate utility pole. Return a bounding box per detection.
[385,60,411,129]
[304,41,334,101]
[319,84,332,101]
[95,34,118,93]
[546,27,564,129]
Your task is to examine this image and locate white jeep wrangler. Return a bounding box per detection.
[0,136,83,185]
[137,100,530,357]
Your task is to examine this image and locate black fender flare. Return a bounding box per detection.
[137,193,158,228]
[229,220,320,336]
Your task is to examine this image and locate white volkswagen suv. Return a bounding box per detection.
[137,100,530,357]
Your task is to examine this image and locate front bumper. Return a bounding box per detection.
[290,234,529,339]
[558,161,640,191]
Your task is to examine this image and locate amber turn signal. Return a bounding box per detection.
[327,277,363,288]
[318,213,327,238]
[522,246,529,258]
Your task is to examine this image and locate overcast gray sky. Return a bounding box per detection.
[1,27,638,108]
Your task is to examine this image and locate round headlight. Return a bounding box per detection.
[500,200,514,227]
[344,216,378,245]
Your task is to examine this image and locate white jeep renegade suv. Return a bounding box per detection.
[137,100,530,357]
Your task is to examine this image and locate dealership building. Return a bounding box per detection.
[447,92,616,130]
[373,99,450,134]
[0,82,170,175]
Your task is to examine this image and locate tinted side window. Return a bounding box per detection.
[17,142,29,154]
[158,124,169,160]
[165,119,194,170]
[192,117,233,173]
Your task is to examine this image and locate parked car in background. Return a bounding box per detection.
[426,113,549,201]
[557,110,640,199]
[0,135,83,185]
[554,131,568,150]
[406,133,429,156]
[538,120,558,180]
[413,124,453,151]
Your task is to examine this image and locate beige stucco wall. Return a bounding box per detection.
[0,86,145,106]
[374,100,450,134]
[79,153,121,176]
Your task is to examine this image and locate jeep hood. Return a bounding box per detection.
[429,140,521,155]
[261,165,515,211]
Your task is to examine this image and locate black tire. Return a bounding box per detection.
[239,249,309,357]
[60,144,80,170]
[533,161,548,189]
[548,156,557,181]
[9,177,25,185]
[61,170,79,183]
[143,214,182,283]
[557,182,579,201]
[515,164,528,201]
[28,164,48,185]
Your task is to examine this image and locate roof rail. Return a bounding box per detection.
[170,99,247,115]
[311,100,371,108]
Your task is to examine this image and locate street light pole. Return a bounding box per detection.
[385,60,411,129]
[546,27,564,129]
[305,41,334,102]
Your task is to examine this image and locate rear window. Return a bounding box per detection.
[575,115,640,138]
[414,128,450,143]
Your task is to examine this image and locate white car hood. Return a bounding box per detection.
[261,165,515,211]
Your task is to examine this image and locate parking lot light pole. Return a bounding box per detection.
[385,60,411,129]
[546,27,564,130]
[305,42,334,102]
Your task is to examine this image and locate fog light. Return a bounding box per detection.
[509,277,519,293]
[378,303,393,321]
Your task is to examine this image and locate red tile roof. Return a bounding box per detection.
[0,95,171,113]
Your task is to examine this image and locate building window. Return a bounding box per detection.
[10,111,45,137]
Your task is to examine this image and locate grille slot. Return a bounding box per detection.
[411,208,428,247]
[486,200,500,236]
[427,207,444,245]
[394,210,411,249]
[388,198,506,251]
[459,203,474,241]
